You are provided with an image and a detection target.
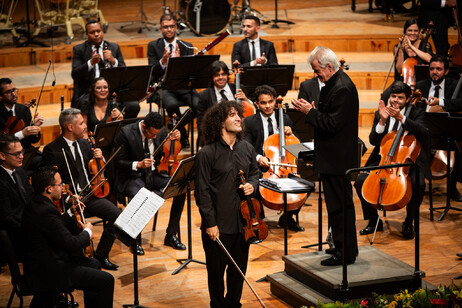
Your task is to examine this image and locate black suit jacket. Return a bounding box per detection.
[243,111,293,156]
[231,38,278,67]
[415,77,458,100]
[71,41,125,105]
[0,103,40,148]
[113,121,167,193]
[0,167,32,230]
[41,135,92,194]
[22,194,90,292]
[298,77,321,103]
[305,70,359,175]
[367,106,431,180]
[197,84,237,133]
[147,38,194,83]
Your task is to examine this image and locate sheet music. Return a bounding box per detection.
[302,142,314,151]
[259,178,313,192]
[115,187,165,239]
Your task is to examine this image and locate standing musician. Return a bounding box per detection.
[354,81,431,239]
[0,78,44,171]
[197,60,249,147]
[0,134,32,260]
[147,13,198,148]
[394,18,433,82]
[243,85,304,231]
[77,77,123,134]
[71,20,127,110]
[232,15,278,67]
[41,108,124,270]
[23,166,114,308]
[292,46,359,266]
[114,111,187,250]
[195,100,259,307]
[298,76,324,103]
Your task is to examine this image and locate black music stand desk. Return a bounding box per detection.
[239,65,295,100]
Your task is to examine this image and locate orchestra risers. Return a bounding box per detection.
[17,85,71,106]
[267,246,435,307]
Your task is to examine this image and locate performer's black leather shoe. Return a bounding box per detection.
[55,293,79,307]
[325,247,336,255]
[450,186,462,202]
[130,244,145,256]
[359,219,383,235]
[457,253,462,258]
[164,234,186,250]
[401,222,415,240]
[279,216,305,232]
[320,255,355,266]
[97,257,119,271]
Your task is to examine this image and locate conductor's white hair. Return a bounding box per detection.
[307,46,339,71]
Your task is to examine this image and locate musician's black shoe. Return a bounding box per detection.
[55,293,79,307]
[95,254,119,271]
[320,255,355,266]
[457,253,462,258]
[359,219,383,235]
[278,216,305,232]
[164,234,186,250]
[450,186,462,202]
[130,244,145,256]
[401,222,415,240]
[325,247,337,255]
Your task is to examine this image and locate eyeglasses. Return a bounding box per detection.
[3,149,25,158]
[3,88,18,96]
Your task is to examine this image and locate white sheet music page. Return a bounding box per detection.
[114,187,165,239]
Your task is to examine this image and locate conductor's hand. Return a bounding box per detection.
[239,183,254,196]
[79,221,94,233]
[90,49,101,66]
[170,129,181,141]
[137,158,155,169]
[255,52,267,65]
[206,226,219,241]
[292,98,315,115]
[258,156,270,168]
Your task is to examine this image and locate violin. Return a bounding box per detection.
[362,90,422,211]
[105,92,124,123]
[87,132,110,198]
[259,97,308,211]
[1,99,36,134]
[238,170,268,244]
[233,61,256,118]
[62,184,95,258]
[158,114,181,176]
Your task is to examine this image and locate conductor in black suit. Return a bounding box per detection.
[23,166,114,308]
[41,108,125,270]
[292,46,359,266]
[71,20,125,108]
[147,13,198,147]
[114,112,187,250]
[231,15,278,67]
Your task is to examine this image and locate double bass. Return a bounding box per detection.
[259,97,308,211]
[362,90,423,211]
[233,60,256,118]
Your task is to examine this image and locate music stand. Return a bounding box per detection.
[164,55,220,156]
[271,0,295,29]
[239,65,295,100]
[161,156,206,275]
[100,66,153,105]
[94,118,142,149]
[424,112,462,221]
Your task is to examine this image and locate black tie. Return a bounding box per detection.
[73,141,88,191]
[220,89,228,101]
[434,85,441,99]
[144,138,154,190]
[250,41,256,61]
[267,118,274,136]
[169,43,173,53]
[391,119,400,131]
[12,170,26,203]
[7,110,13,117]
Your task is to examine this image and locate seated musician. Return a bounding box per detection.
[243,85,304,231]
[77,77,123,135]
[415,55,462,202]
[197,60,249,147]
[23,166,114,308]
[113,111,187,250]
[0,134,33,260]
[354,81,431,239]
[0,78,44,171]
[41,108,125,270]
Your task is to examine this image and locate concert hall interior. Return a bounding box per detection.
[1,0,462,307]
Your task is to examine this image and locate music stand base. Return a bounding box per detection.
[271,19,295,29]
[301,241,329,249]
[172,258,206,275]
[431,206,462,221]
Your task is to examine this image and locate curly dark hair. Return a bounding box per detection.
[202,100,244,145]
[143,112,164,129]
[254,85,277,102]
[88,77,108,106]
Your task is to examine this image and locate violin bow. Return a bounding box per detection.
[216,237,266,308]
[61,148,86,223]
[30,60,52,126]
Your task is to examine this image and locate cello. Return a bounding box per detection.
[158,114,181,176]
[361,90,423,211]
[259,97,308,211]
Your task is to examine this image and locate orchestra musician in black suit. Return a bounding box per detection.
[231,15,278,67]
[354,81,431,240]
[0,78,44,172]
[298,77,323,103]
[23,166,114,308]
[0,134,32,260]
[147,13,198,148]
[292,46,359,266]
[71,20,128,111]
[113,112,187,250]
[41,108,125,270]
[243,85,304,231]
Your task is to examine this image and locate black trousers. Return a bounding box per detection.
[321,174,358,260]
[124,174,185,236]
[201,231,249,308]
[162,89,199,142]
